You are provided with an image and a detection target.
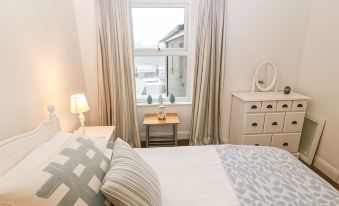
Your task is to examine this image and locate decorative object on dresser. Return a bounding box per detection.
[70,94,90,130]
[283,85,292,94]
[143,113,180,147]
[229,92,311,157]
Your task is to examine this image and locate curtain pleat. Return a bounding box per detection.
[95,0,140,148]
[190,0,227,145]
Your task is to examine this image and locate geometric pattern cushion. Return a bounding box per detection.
[101,138,162,206]
[37,137,111,206]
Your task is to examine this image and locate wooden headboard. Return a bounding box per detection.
[0,105,61,177]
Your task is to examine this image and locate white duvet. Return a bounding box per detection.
[136,146,240,206]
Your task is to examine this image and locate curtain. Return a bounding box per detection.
[190,0,227,145]
[95,0,140,148]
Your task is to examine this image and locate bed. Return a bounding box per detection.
[0,106,338,206]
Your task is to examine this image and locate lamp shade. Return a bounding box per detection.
[70,94,90,113]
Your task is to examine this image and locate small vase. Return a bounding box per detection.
[147,95,152,104]
[170,94,175,103]
[157,105,166,120]
[158,95,164,105]
[284,86,291,95]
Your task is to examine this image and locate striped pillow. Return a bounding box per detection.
[101,138,162,206]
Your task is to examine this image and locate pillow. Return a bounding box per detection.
[101,138,162,206]
[0,135,111,206]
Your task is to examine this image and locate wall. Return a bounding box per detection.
[0,0,86,140]
[221,0,313,142]
[73,0,99,125]
[297,0,339,182]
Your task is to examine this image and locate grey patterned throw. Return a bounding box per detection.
[215,145,339,206]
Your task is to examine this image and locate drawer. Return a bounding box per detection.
[271,133,301,153]
[291,100,308,112]
[283,112,305,133]
[261,101,277,112]
[245,102,262,113]
[263,113,285,133]
[277,101,292,112]
[243,134,272,146]
[243,113,265,134]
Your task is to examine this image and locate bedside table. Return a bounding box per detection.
[75,126,115,145]
[143,113,180,147]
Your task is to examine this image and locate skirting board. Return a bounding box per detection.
[313,156,339,183]
[140,131,190,141]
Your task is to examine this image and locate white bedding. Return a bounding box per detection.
[135,146,240,206]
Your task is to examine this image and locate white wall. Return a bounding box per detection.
[296,0,339,182]
[221,0,312,141]
[73,0,99,125]
[0,0,86,140]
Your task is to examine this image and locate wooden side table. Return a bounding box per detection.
[143,113,180,147]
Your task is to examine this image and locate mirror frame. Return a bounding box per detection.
[299,113,326,165]
[251,61,278,92]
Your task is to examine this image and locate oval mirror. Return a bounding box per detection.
[252,61,278,92]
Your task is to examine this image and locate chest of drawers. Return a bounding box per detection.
[229,92,311,156]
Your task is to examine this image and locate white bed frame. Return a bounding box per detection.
[0,105,61,177]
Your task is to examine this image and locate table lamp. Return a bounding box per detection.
[71,94,90,129]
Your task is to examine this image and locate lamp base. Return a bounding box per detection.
[79,112,86,134]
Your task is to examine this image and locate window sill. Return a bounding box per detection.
[137,102,192,107]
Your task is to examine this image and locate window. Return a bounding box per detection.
[131,2,192,102]
[132,8,185,49]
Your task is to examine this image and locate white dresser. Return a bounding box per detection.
[229,92,311,156]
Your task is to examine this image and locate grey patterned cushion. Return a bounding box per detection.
[101,138,162,206]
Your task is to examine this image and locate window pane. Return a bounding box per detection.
[134,56,187,98]
[132,8,185,49]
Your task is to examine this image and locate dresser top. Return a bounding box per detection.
[232,92,311,102]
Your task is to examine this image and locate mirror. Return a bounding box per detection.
[299,114,326,165]
[251,61,278,92]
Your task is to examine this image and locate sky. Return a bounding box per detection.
[132,8,184,48]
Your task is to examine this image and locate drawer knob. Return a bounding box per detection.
[272,122,278,126]
[252,123,258,127]
[282,104,288,108]
[297,104,303,108]
[283,142,289,147]
[267,105,273,109]
[292,121,298,125]
[251,105,257,109]
[254,144,259,146]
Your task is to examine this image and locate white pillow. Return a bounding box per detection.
[101,138,162,206]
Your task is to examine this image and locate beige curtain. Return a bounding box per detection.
[95,0,140,148]
[190,0,227,145]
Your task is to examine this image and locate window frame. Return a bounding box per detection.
[131,0,194,103]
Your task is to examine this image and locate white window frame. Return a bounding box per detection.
[131,0,194,103]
